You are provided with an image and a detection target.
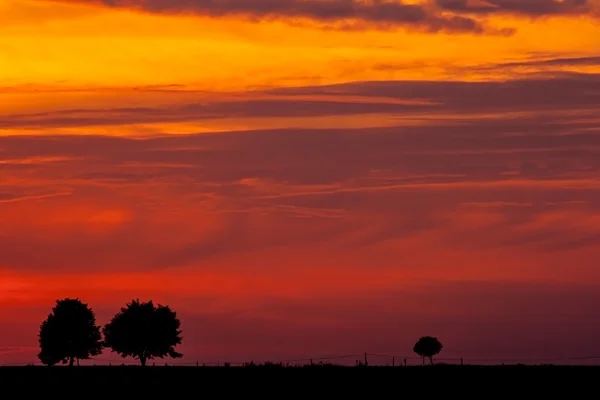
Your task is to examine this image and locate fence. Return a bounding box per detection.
[2,353,600,367]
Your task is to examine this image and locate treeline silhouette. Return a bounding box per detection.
[38,298,182,367]
[36,297,443,367]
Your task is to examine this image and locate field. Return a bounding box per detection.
[1,365,597,393]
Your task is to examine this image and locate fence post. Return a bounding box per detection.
[196,361,199,367]
[392,357,395,367]
[310,359,313,366]
[364,353,368,366]
[404,358,407,367]
[461,357,463,366]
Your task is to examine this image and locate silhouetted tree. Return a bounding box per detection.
[413,336,443,365]
[103,299,183,366]
[38,298,103,366]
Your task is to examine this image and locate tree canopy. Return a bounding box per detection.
[413,336,443,365]
[38,298,103,366]
[103,299,183,366]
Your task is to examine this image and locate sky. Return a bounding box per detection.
[1,0,600,366]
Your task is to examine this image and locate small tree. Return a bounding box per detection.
[38,298,103,366]
[413,336,443,365]
[103,299,183,366]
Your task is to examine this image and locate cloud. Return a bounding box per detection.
[496,55,600,68]
[60,0,494,33]
[2,73,600,132]
[270,73,600,114]
[50,0,600,35]
[0,98,434,130]
[435,0,592,16]
[375,55,600,75]
[1,76,599,292]
[1,110,600,274]
[0,192,72,204]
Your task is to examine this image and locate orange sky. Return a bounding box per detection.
[1,0,600,365]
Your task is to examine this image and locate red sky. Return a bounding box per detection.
[1,0,600,366]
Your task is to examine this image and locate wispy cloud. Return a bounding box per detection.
[435,0,592,16]
[77,0,494,33]
[2,73,600,132]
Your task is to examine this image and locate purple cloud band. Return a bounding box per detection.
[55,0,597,34]
[83,0,491,33]
[435,0,590,16]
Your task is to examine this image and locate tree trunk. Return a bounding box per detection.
[140,356,147,367]
[429,356,434,365]
[69,357,74,367]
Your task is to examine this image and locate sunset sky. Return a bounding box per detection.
[1,0,600,366]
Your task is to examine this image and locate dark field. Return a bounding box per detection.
[1,365,598,393]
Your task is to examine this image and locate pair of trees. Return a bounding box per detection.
[38,298,183,367]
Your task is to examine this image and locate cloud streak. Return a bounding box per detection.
[2,73,600,131]
[51,0,600,35]
[435,0,592,16]
[55,0,497,33]
[2,88,600,273]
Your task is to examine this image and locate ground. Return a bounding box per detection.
[0,365,596,394]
